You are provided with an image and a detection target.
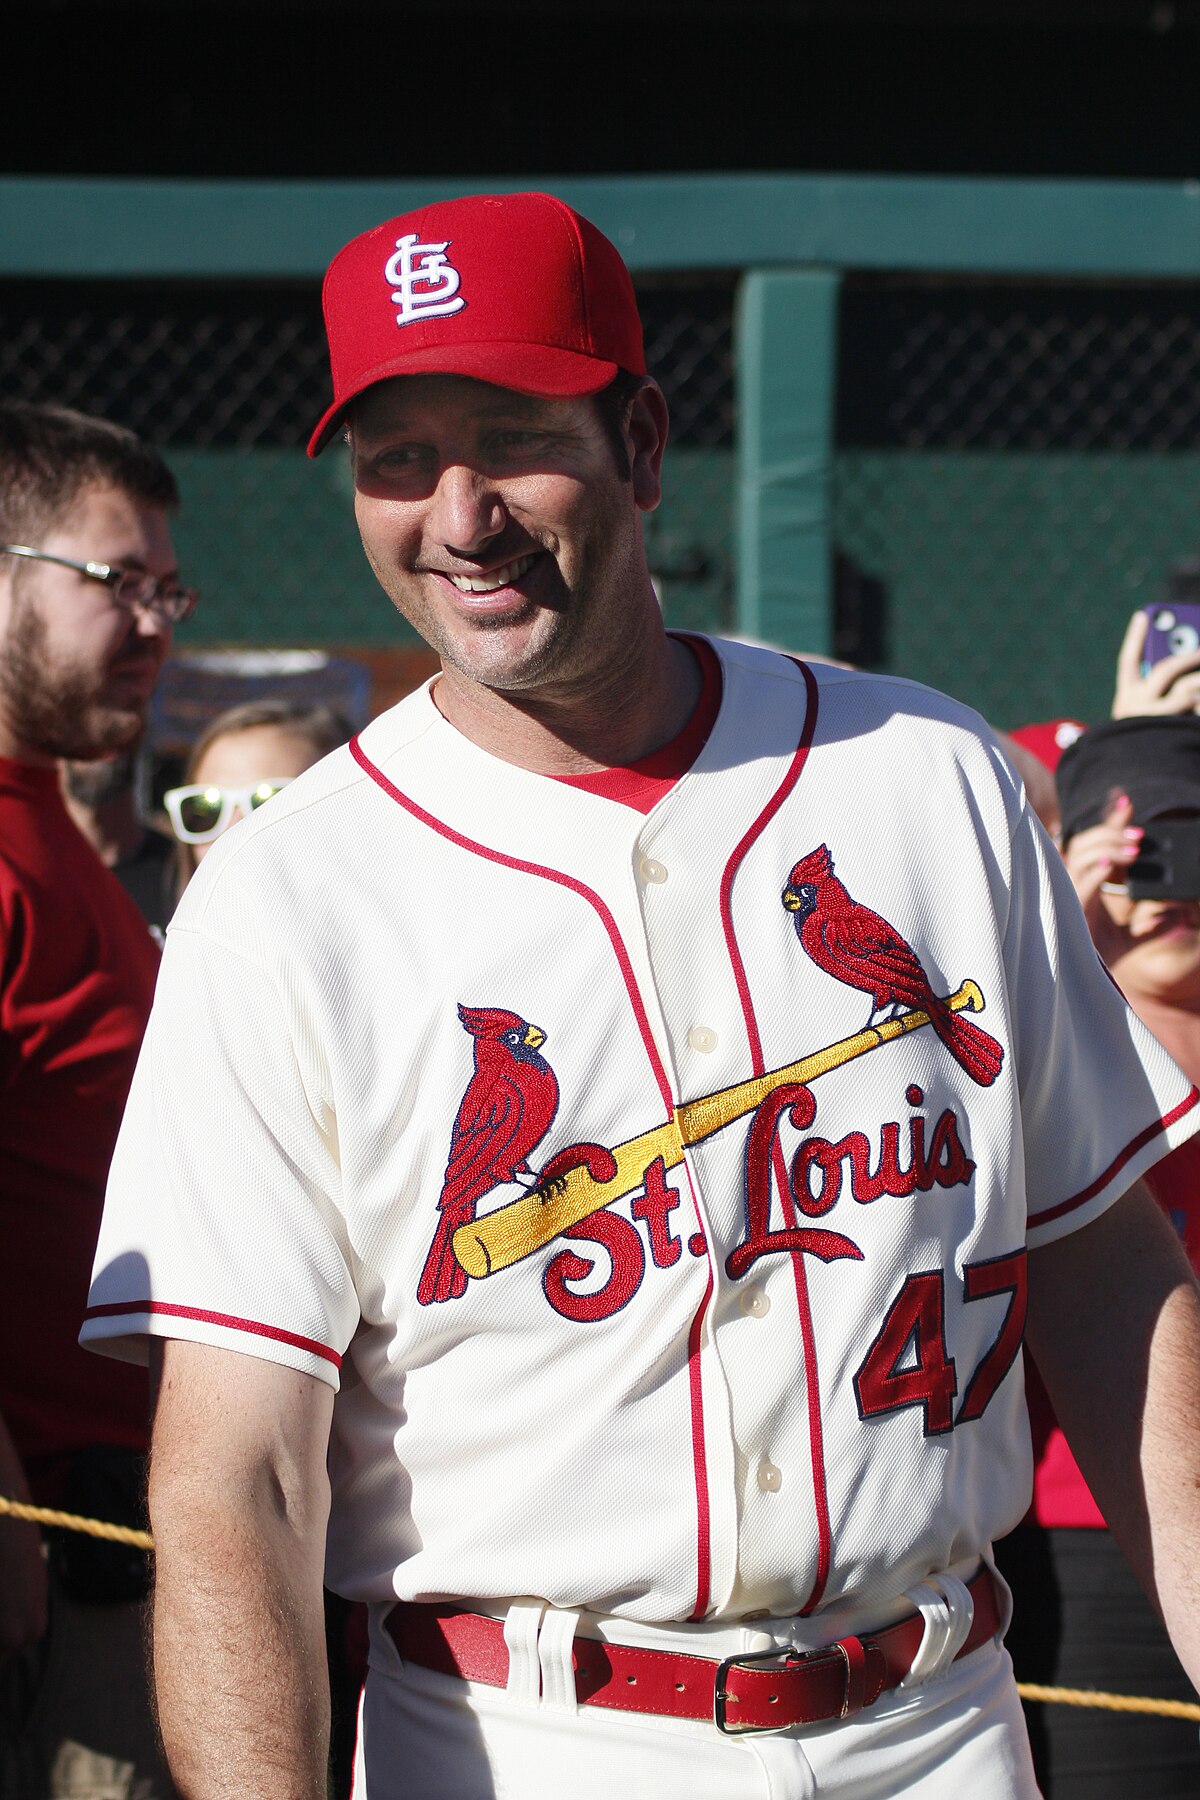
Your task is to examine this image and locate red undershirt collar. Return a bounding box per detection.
[550,636,722,815]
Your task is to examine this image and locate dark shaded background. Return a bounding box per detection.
[7,0,1200,183]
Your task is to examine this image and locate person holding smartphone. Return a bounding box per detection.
[995,714,1200,1799]
[1112,563,1200,721]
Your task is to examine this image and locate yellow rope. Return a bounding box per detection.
[2,1499,1197,1721]
[0,1492,154,1551]
[1016,1681,1200,1723]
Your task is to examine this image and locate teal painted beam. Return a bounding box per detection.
[6,174,1200,278]
[735,268,840,654]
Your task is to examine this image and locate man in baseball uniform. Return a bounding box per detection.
[83,193,1200,1798]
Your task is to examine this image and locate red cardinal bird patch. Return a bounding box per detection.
[418,1003,560,1305]
[782,845,1004,1088]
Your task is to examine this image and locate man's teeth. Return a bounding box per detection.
[448,554,537,594]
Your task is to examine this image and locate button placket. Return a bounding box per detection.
[628,822,751,1602]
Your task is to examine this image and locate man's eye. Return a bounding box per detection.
[493,430,548,452]
[374,446,429,473]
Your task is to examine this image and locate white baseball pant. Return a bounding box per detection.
[351,1572,1041,1799]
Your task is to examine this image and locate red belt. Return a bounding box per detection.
[385,1568,1003,1736]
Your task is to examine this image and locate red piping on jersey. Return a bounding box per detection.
[350,730,717,1617]
[685,1260,715,1621]
[718,660,821,1041]
[83,1299,342,1369]
[717,659,833,1614]
[1028,1085,1200,1228]
[771,1138,832,1613]
[675,1152,715,1622]
[349,735,674,1117]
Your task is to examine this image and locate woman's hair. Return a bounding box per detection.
[182,697,352,784]
[174,696,354,891]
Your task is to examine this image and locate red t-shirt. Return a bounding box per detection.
[1027,1131,1200,1528]
[0,757,160,1502]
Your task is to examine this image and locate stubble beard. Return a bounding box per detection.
[419,539,643,702]
[434,602,579,695]
[385,557,580,697]
[0,596,147,761]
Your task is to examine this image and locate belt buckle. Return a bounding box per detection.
[713,1639,852,1736]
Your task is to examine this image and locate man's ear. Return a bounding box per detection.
[627,381,669,514]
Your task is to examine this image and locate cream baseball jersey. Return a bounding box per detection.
[83,640,1198,1626]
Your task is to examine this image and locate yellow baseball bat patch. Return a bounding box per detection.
[453,980,985,1281]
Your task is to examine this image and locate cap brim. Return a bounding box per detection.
[307,341,621,457]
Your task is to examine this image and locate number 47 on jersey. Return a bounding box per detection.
[854,1251,1027,1437]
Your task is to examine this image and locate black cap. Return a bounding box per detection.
[1057,715,1200,842]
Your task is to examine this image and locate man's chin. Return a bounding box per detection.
[53,707,145,763]
[438,614,582,697]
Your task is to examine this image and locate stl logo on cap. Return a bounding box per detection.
[385,233,466,327]
[308,191,648,456]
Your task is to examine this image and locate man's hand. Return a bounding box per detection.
[1060,791,1143,934]
[149,1339,335,1799]
[1112,609,1200,718]
[0,1409,47,1669]
[1027,1182,1200,1693]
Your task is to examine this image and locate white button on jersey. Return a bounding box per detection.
[738,1287,770,1318]
[638,856,668,885]
[757,1461,783,1493]
[687,1025,718,1053]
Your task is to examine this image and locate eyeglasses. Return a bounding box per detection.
[163,780,293,844]
[0,545,199,624]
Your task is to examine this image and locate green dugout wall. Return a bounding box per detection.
[5,172,1200,726]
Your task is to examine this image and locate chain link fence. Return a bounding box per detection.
[0,274,735,651]
[833,277,1200,729]
[7,263,1197,733]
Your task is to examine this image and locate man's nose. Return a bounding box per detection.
[428,463,507,554]
[130,598,174,638]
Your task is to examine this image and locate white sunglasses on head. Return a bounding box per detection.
[163,779,294,844]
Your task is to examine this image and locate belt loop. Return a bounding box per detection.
[837,1634,868,1717]
[537,1607,580,1713]
[899,1574,974,1689]
[934,1574,974,1667]
[503,1600,544,1704]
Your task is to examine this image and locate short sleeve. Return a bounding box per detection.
[1003,798,1200,1248]
[81,921,356,1387]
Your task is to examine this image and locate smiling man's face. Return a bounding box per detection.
[0,482,176,763]
[350,373,666,704]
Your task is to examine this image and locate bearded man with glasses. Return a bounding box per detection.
[0,401,192,1800]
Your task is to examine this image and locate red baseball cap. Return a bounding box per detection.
[1006,718,1087,772]
[308,191,647,457]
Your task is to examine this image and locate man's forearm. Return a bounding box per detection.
[148,1342,334,1799]
[1027,1183,1200,1690]
[1134,1268,1200,1682]
[151,1487,330,1798]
